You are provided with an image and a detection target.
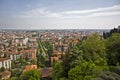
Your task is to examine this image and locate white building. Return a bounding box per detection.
[23,37,28,45]
[0,58,11,69]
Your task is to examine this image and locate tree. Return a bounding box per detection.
[10,77,18,80]
[68,62,102,80]
[95,71,120,80]
[20,69,42,80]
[11,68,22,77]
[20,59,27,66]
[82,34,106,62]
[52,62,64,80]
[106,33,120,66]
[31,59,37,65]
[68,41,84,68]
[0,67,5,72]
[11,61,16,69]
[37,62,45,68]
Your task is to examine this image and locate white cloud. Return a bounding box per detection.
[61,5,120,14]
[88,11,120,17]
[20,8,61,18]
[60,4,120,18]
[19,5,120,18]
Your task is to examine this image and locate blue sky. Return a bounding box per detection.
[0,0,120,29]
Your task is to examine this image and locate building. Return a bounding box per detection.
[0,58,11,69]
[20,49,37,60]
[10,51,21,61]
[23,65,37,72]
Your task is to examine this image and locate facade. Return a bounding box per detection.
[20,49,37,60]
[0,58,11,69]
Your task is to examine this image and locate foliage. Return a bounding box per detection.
[109,66,120,75]
[68,62,103,80]
[19,69,42,80]
[11,61,16,69]
[106,33,120,66]
[31,59,37,65]
[37,62,45,68]
[19,59,27,66]
[82,34,106,62]
[53,62,64,80]
[68,42,84,68]
[11,68,22,77]
[10,77,18,80]
[95,71,120,80]
[0,67,5,72]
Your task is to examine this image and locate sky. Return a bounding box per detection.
[0,0,120,29]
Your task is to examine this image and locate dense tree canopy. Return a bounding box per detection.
[52,62,64,80]
[82,34,106,62]
[68,62,102,80]
[106,33,120,66]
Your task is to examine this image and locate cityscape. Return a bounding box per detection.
[0,0,120,80]
[0,26,120,80]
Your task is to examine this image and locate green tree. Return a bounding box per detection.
[37,62,45,68]
[68,41,84,68]
[95,71,120,80]
[31,59,37,65]
[106,33,120,66]
[53,62,64,80]
[11,68,22,77]
[20,69,42,80]
[82,34,106,62]
[0,67,5,72]
[10,77,18,80]
[20,59,27,66]
[11,61,16,69]
[68,62,102,80]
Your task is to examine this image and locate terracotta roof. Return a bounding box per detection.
[21,50,35,53]
[39,67,52,78]
[12,51,19,54]
[23,65,37,72]
[53,50,61,55]
[0,58,10,61]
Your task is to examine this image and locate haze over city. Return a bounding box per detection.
[0,0,120,29]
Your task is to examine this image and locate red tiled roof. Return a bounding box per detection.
[39,67,52,78]
[53,50,61,55]
[12,51,19,54]
[0,58,10,61]
[23,65,37,72]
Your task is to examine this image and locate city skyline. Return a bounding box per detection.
[0,0,120,29]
